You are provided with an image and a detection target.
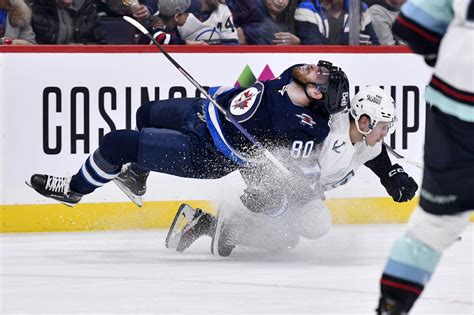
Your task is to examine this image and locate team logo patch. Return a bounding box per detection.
[230,87,260,115]
[229,82,264,122]
[296,113,316,128]
[332,140,346,153]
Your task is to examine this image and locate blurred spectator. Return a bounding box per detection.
[294,0,324,44]
[363,0,383,6]
[29,0,106,44]
[128,0,152,20]
[0,0,36,44]
[94,0,157,19]
[141,0,206,45]
[295,0,379,45]
[227,0,300,45]
[368,0,405,45]
[178,0,239,45]
[95,0,158,45]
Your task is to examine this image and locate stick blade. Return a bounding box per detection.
[123,16,149,35]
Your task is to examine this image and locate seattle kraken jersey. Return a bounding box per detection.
[205,65,331,165]
[394,0,474,122]
[315,112,382,191]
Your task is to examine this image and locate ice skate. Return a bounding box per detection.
[166,203,197,249]
[211,210,235,257]
[166,204,215,252]
[376,297,407,315]
[26,174,82,207]
[113,164,149,207]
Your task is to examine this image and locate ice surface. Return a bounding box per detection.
[1,224,472,314]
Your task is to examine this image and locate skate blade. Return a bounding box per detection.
[165,204,195,249]
[113,179,143,207]
[211,209,223,256]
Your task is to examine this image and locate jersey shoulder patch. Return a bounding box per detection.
[295,113,318,128]
[229,82,264,122]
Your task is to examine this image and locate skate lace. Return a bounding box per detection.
[45,176,69,194]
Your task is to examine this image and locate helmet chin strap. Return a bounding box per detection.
[292,77,326,110]
[304,87,326,109]
[355,118,372,146]
[362,135,368,146]
[301,84,315,102]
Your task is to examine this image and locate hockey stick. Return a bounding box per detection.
[383,142,423,169]
[123,16,290,174]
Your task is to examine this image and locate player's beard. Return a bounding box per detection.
[291,65,311,85]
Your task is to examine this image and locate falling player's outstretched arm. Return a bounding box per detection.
[364,146,418,202]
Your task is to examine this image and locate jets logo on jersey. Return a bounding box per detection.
[332,140,346,153]
[229,82,264,122]
[296,113,316,128]
[231,89,258,112]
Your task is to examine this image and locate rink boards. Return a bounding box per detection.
[0,46,468,232]
[1,198,419,232]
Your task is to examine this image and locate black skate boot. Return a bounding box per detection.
[177,209,216,252]
[376,297,407,315]
[113,163,149,207]
[165,204,216,252]
[26,174,82,207]
[211,210,235,257]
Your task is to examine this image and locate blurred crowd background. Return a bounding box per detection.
[0,0,406,46]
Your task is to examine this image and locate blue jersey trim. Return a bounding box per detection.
[205,86,248,166]
[384,259,432,285]
[0,10,7,31]
[297,0,320,13]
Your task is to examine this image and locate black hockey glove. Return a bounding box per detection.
[380,164,418,202]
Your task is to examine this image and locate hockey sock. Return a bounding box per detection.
[70,130,140,194]
[70,149,121,194]
[379,235,441,312]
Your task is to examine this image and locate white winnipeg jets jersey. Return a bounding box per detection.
[315,112,382,191]
[178,4,238,43]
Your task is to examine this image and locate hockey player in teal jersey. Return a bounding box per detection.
[376,0,474,314]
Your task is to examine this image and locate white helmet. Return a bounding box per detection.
[350,86,397,135]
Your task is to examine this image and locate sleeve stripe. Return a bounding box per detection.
[396,15,441,44]
[381,278,422,295]
[430,76,474,105]
[153,31,172,45]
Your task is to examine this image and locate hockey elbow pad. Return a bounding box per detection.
[380,164,418,202]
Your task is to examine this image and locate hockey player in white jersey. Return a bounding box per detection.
[178,0,239,44]
[166,86,418,256]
